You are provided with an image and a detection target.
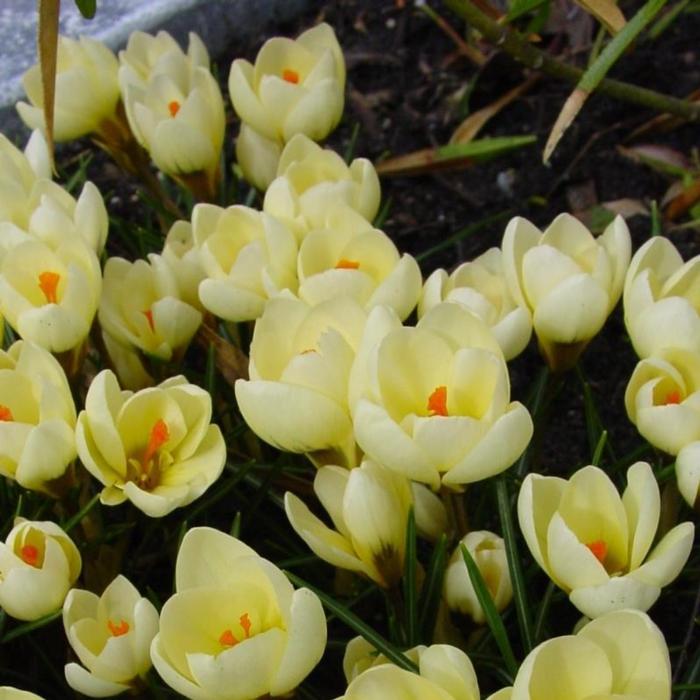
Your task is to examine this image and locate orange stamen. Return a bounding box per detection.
[586,540,608,563]
[107,619,130,637]
[38,271,60,305]
[142,308,155,332]
[665,390,681,405]
[168,100,181,117]
[0,405,13,421]
[427,386,448,417]
[142,419,169,468]
[282,68,299,84]
[219,629,237,647]
[20,544,39,566]
[335,259,360,270]
[240,612,251,638]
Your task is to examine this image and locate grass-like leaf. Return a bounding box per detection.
[61,491,101,533]
[591,430,608,467]
[403,508,418,647]
[418,533,448,642]
[1,609,62,643]
[74,0,97,18]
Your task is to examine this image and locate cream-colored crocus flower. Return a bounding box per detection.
[99,254,202,364]
[502,213,631,371]
[444,531,512,624]
[338,643,480,700]
[63,575,159,697]
[0,341,76,494]
[352,302,533,490]
[151,527,326,700]
[264,135,381,240]
[162,220,206,310]
[235,122,283,191]
[624,347,700,455]
[486,609,671,700]
[624,235,700,358]
[17,36,120,142]
[119,31,225,197]
[676,441,700,510]
[75,370,226,517]
[229,23,345,143]
[420,248,532,360]
[285,460,447,588]
[0,519,81,621]
[518,462,694,619]
[0,688,45,699]
[193,203,297,322]
[297,207,421,320]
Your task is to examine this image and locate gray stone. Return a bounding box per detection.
[0,0,310,142]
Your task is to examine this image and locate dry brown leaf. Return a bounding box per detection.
[375,147,475,177]
[544,88,589,164]
[195,323,249,387]
[601,198,649,218]
[617,144,692,172]
[38,0,60,168]
[574,0,626,34]
[665,178,700,221]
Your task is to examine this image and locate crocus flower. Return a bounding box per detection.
[75,370,226,517]
[63,575,159,697]
[675,441,700,511]
[0,688,45,699]
[161,220,206,310]
[151,527,326,699]
[501,213,631,371]
[17,36,120,141]
[234,122,283,191]
[518,462,694,618]
[0,519,81,621]
[0,341,76,494]
[285,460,447,587]
[420,248,532,360]
[486,609,671,700]
[624,235,700,358]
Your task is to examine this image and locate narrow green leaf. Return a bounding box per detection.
[373,196,393,229]
[74,0,97,18]
[533,580,556,642]
[651,200,662,235]
[418,533,448,641]
[230,511,242,538]
[402,508,418,647]
[677,642,700,700]
[205,342,216,397]
[461,543,518,676]
[61,491,101,533]
[437,135,536,161]
[344,122,361,164]
[507,0,548,21]
[591,430,608,466]
[1,609,61,643]
[285,571,419,673]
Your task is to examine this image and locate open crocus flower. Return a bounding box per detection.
[518,462,694,619]
[420,248,532,361]
[75,370,226,517]
[193,203,298,322]
[229,23,345,144]
[63,575,159,697]
[0,341,76,495]
[502,213,631,371]
[444,531,512,624]
[0,519,81,621]
[285,460,447,588]
[17,35,120,142]
[264,135,381,240]
[151,527,326,700]
[624,235,700,358]
[234,122,284,191]
[624,347,700,455]
[119,31,225,197]
[352,302,533,490]
[676,442,700,510]
[486,609,671,700]
[297,207,422,320]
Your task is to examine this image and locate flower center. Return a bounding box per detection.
[219,613,252,649]
[586,539,608,564]
[335,259,360,270]
[107,619,130,637]
[142,308,155,332]
[427,386,448,416]
[20,544,40,567]
[0,405,13,421]
[282,68,299,84]
[133,419,170,490]
[38,271,60,304]
[168,100,180,117]
[664,390,681,404]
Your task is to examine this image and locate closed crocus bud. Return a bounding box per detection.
[676,442,700,510]
[420,248,532,361]
[0,341,76,494]
[119,31,225,198]
[235,122,283,191]
[502,213,631,371]
[161,220,206,310]
[235,295,371,466]
[75,370,226,517]
[151,527,326,699]
[298,207,422,320]
[624,236,700,358]
[193,203,297,322]
[17,36,120,141]
[444,531,512,624]
[624,347,700,455]
[0,519,81,621]
[487,609,671,700]
[0,688,45,699]
[63,575,159,697]
[518,462,694,619]
[285,460,447,588]
[99,254,202,365]
[229,23,345,144]
[353,302,533,490]
[264,134,380,240]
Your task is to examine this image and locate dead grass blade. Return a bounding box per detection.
[575,0,626,34]
[38,0,60,168]
[665,178,700,221]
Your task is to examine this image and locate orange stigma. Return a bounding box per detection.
[335,259,360,270]
[586,540,608,563]
[107,619,130,637]
[219,629,237,647]
[168,100,180,117]
[664,390,681,405]
[427,386,448,417]
[282,68,299,84]
[142,419,169,468]
[239,612,252,638]
[20,544,39,566]
[219,613,252,649]
[142,308,155,332]
[38,271,60,304]
[0,405,13,421]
